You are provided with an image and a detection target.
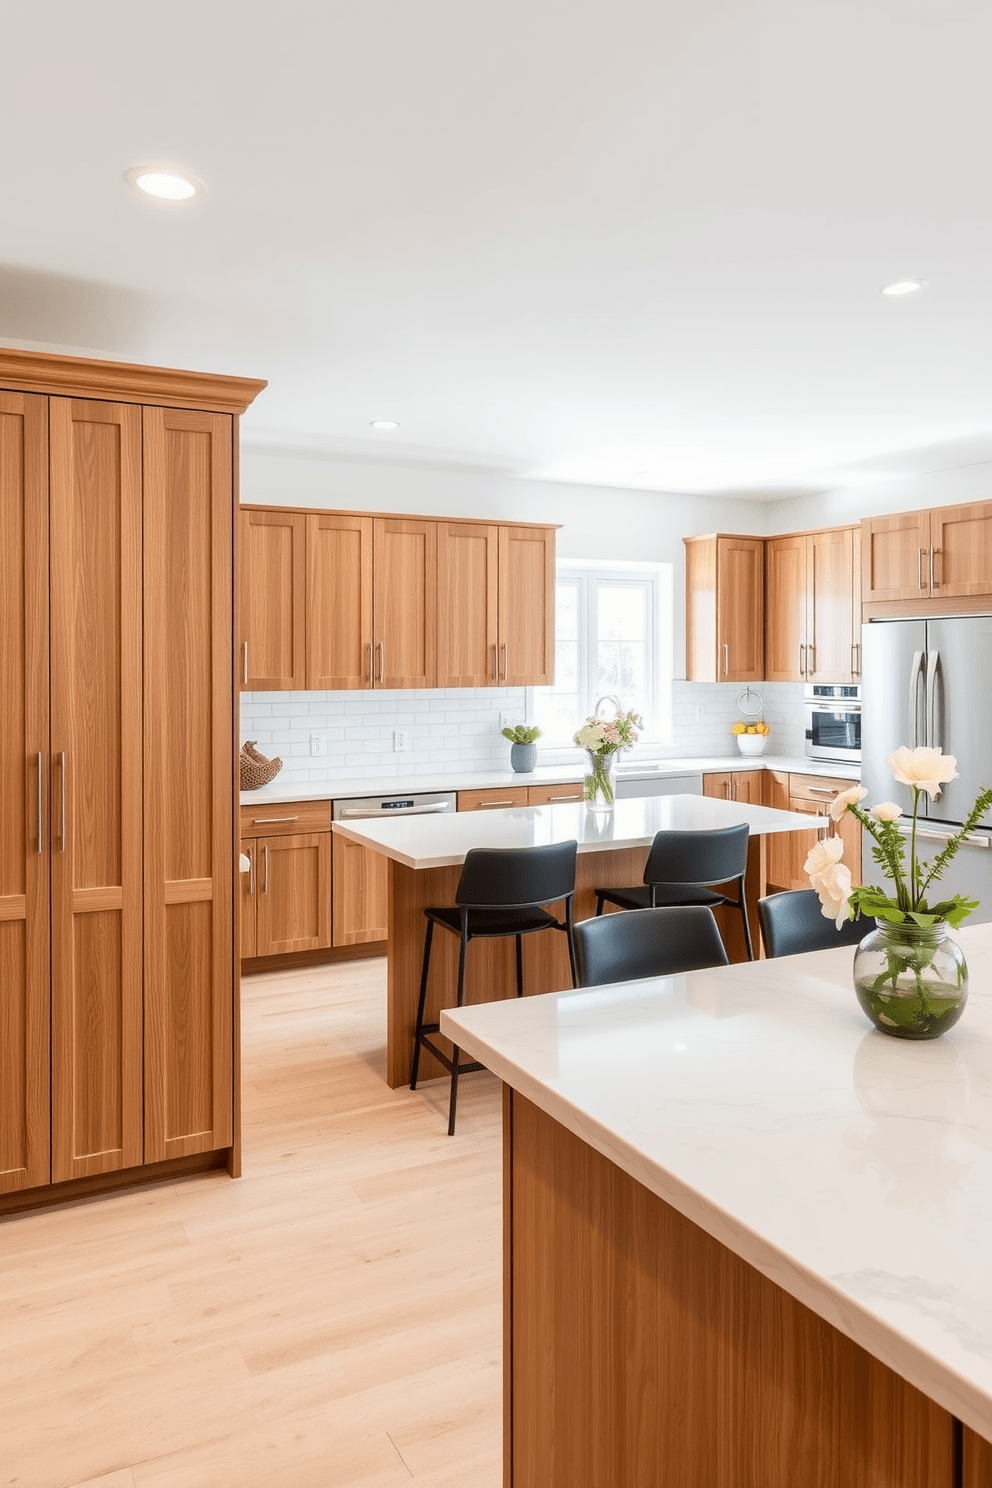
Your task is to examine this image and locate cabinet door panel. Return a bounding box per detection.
[437,521,498,687]
[808,528,856,682]
[143,407,234,1161]
[929,502,992,597]
[498,526,555,686]
[50,398,143,1181]
[0,392,50,1193]
[862,511,930,602]
[241,841,258,959]
[240,507,306,689]
[332,833,388,946]
[373,518,436,688]
[716,537,763,681]
[307,512,373,689]
[764,535,807,682]
[256,832,331,955]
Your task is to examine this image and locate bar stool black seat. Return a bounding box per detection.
[594,823,754,960]
[411,839,578,1134]
[759,888,868,958]
[574,905,729,987]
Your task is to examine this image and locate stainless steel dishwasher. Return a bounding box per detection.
[332,790,458,821]
[614,771,704,799]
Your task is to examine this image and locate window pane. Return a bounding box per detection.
[556,582,579,641]
[598,585,645,642]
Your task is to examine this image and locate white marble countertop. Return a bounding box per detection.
[441,924,992,1443]
[241,753,859,806]
[331,793,822,870]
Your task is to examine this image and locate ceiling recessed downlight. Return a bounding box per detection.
[881,279,928,297]
[369,419,400,430]
[124,167,203,201]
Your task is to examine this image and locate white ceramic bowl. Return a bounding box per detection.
[736,733,767,756]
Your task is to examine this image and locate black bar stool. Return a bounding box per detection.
[574,905,729,987]
[411,840,578,1134]
[759,889,868,958]
[594,824,754,960]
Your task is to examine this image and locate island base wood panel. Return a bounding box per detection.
[505,1091,957,1488]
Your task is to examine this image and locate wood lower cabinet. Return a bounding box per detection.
[862,501,992,609]
[763,772,862,895]
[703,770,763,805]
[0,349,263,1204]
[332,833,388,946]
[457,786,532,811]
[240,801,332,956]
[526,782,585,805]
[684,534,764,683]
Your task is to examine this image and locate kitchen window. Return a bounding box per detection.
[529,561,673,745]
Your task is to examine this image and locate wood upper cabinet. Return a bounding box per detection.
[306,512,373,690]
[765,527,859,683]
[372,517,437,689]
[436,522,556,688]
[0,393,50,1196]
[240,507,306,689]
[498,525,555,686]
[684,535,764,683]
[862,502,992,607]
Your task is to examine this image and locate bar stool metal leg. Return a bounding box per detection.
[448,930,470,1136]
[410,917,435,1090]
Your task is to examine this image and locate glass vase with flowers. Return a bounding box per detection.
[573,709,643,813]
[807,746,992,1039]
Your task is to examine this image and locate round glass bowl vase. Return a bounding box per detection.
[583,750,617,813]
[853,919,968,1040]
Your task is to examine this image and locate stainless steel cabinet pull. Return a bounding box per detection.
[36,751,43,854]
[724,780,731,798]
[501,643,508,682]
[242,641,248,686]
[492,644,498,684]
[919,547,928,591]
[252,815,298,824]
[722,643,729,676]
[377,641,384,682]
[263,845,270,893]
[807,643,814,676]
[549,793,581,802]
[479,799,514,808]
[851,641,860,677]
[368,642,374,688]
[808,786,836,796]
[799,643,806,677]
[248,847,256,896]
[57,751,66,852]
[931,547,941,589]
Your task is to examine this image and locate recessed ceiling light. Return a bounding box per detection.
[124,167,204,201]
[880,278,928,297]
[369,419,400,431]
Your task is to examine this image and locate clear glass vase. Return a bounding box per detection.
[853,919,968,1040]
[583,749,617,813]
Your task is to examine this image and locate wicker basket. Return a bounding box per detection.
[240,740,283,791]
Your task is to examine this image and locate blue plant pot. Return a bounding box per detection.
[510,742,538,773]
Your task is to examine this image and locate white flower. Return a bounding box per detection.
[804,835,845,883]
[829,784,867,821]
[869,801,902,822]
[814,862,854,928]
[886,745,959,800]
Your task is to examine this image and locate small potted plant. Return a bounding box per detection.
[732,720,770,756]
[502,723,542,773]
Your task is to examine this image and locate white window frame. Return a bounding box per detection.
[527,558,673,748]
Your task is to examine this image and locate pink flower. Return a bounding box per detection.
[829,785,867,821]
[814,862,854,928]
[804,836,845,883]
[886,745,958,800]
[869,802,902,822]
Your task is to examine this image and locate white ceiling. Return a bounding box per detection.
[4,0,992,497]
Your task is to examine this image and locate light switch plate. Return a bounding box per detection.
[310,733,326,756]
[393,729,410,751]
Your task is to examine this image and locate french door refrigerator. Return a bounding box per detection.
[860,617,992,923]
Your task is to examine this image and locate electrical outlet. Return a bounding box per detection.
[500,711,523,730]
[694,706,703,723]
[310,733,326,756]
[393,729,410,752]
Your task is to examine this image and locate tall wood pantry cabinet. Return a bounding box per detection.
[0,349,264,1206]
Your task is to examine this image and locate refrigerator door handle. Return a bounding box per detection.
[897,823,990,849]
[925,649,941,750]
[908,650,924,747]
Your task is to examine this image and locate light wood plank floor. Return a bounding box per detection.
[0,959,503,1488]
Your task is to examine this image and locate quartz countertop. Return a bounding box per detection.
[240,753,859,806]
[441,924,992,1444]
[330,793,822,870]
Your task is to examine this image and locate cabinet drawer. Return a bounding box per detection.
[240,799,331,837]
[527,783,585,805]
[457,786,531,811]
[788,775,858,806]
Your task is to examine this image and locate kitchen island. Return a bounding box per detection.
[442,925,992,1487]
[332,793,822,1087]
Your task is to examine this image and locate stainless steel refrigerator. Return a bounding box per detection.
[860,617,992,922]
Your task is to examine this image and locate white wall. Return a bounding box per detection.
[240,445,772,679]
[771,459,992,532]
